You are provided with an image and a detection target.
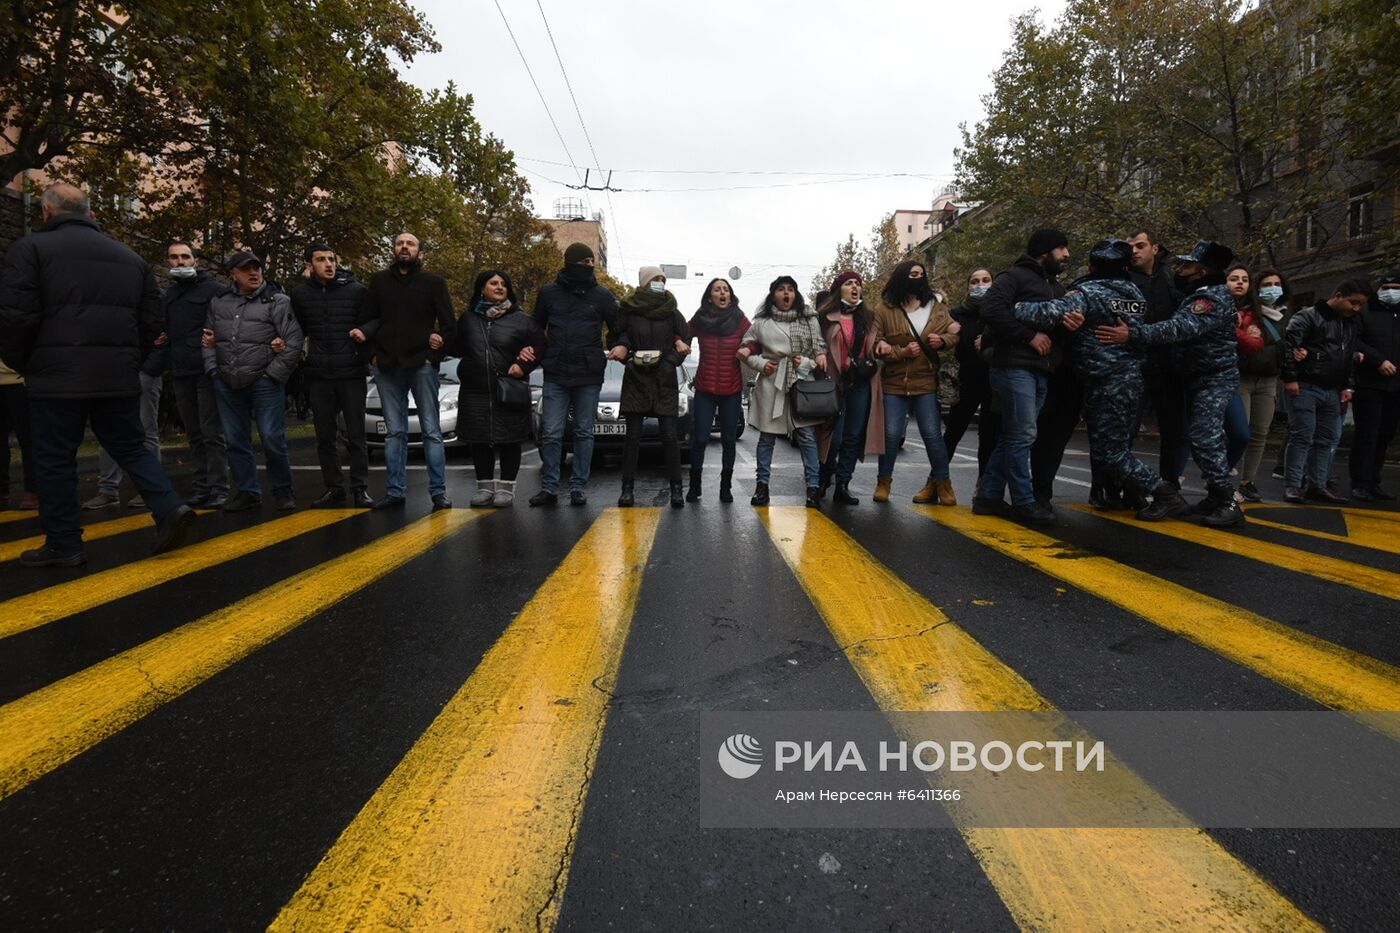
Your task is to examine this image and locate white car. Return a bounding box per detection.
[365,358,466,448]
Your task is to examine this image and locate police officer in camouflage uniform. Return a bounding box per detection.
[1095,240,1244,527]
[1014,240,1189,520]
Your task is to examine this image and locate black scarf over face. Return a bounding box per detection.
[886,276,934,307]
[558,263,597,292]
[691,297,744,336]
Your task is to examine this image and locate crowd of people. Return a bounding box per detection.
[1,182,1397,566]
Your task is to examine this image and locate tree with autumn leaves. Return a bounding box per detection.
[937,0,1398,288]
[1,0,560,303]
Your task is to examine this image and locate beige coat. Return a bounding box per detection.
[0,359,23,386]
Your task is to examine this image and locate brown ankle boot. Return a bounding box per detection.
[935,478,957,506]
[873,476,892,503]
[912,476,938,504]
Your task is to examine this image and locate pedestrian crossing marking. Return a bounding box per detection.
[0,509,362,641]
[0,514,156,564]
[1080,507,1400,602]
[1245,504,1400,525]
[759,507,1316,931]
[271,508,662,933]
[0,511,36,525]
[1234,509,1400,557]
[0,510,484,802]
[918,508,1400,728]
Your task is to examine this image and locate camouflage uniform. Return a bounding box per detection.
[1125,282,1239,492]
[1015,277,1160,496]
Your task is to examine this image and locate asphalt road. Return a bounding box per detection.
[1,427,1397,931]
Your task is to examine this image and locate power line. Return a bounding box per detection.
[491,0,590,213]
[518,156,957,179]
[520,167,934,193]
[532,0,625,272]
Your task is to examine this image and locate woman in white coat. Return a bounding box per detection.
[741,275,829,507]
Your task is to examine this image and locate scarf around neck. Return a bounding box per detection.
[621,286,678,321]
[473,298,512,319]
[691,302,744,336]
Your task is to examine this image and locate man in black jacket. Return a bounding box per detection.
[351,232,456,511]
[1348,269,1399,501]
[1128,229,1185,487]
[973,229,1073,526]
[528,243,625,507]
[293,242,372,508]
[163,239,229,508]
[1281,279,1367,502]
[0,183,194,566]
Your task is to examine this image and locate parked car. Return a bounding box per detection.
[365,357,466,448]
[532,359,695,462]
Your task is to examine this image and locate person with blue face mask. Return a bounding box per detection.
[1237,268,1289,501]
[1349,270,1400,500]
[942,266,999,478]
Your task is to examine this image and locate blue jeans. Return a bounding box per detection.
[878,392,950,480]
[826,376,873,483]
[214,375,293,498]
[375,363,446,498]
[1285,383,1341,489]
[756,428,819,486]
[539,381,602,492]
[979,368,1047,506]
[97,371,162,495]
[30,395,184,552]
[691,391,743,472]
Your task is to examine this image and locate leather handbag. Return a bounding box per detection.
[494,374,531,411]
[789,378,839,419]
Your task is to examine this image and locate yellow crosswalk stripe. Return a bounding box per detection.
[759,507,1316,931]
[0,514,156,564]
[270,508,662,933]
[1237,508,1400,556]
[0,510,36,525]
[0,510,484,801]
[0,509,361,641]
[1078,506,1400,601]
[918,507,1400,726]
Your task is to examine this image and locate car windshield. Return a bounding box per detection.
[601,359,690,393]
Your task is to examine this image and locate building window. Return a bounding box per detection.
[1299,33,1321,75]
[1348,193,1374,239]
[1297,214,1317,251]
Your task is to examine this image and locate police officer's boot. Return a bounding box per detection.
[1201,486,1245,527]
[1190,488,1220,515]
[1136,482,1190,522]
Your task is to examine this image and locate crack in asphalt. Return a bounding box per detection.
[836,619,954,653]
[132,660,178,702]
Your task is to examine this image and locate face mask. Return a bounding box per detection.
[168,266,197,280]
[1258,285,1284,304]
[649,280,666,293]
[1380,288,1400,306]
[969,285,989,299]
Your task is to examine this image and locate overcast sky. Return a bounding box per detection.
[405,0,1068,309]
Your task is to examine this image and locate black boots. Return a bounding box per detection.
[617,481,634,508]
[670,482,685,508]
[719,471,734,503]
[1136,483,1190,522]
[686,468,702,502]
[817,464,832,501]
[750,482,770,506]
[1200,486,1245,527]
[832,481,859,505]
[805,485,822,508]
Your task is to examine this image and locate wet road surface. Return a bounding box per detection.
[1,430,1398,931]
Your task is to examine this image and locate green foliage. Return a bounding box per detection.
[4,0,559,305]
[812,213,909,300]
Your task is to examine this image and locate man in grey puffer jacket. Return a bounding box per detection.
[203,251,304,512]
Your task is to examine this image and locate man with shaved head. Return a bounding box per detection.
[0,182,195,565]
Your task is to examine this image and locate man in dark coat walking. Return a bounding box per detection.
[0,183,194,566]
[292,242,372,508]
[163,238,229,508]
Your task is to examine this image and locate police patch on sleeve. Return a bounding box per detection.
[1190,298,1213,315]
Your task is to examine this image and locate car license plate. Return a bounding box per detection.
[594,423,626,436]
[375,420,387,435]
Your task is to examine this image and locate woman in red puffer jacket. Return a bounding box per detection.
[686,278,751,503]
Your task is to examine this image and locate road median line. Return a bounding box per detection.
[270,508,661,933]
